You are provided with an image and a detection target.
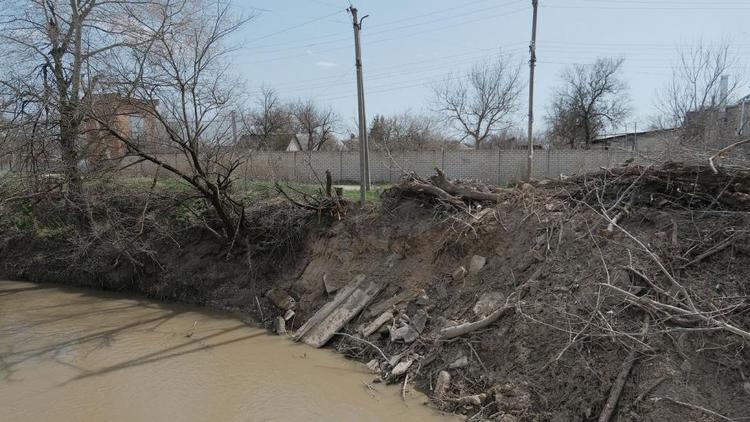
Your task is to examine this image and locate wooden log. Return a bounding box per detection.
[439,304,514,339]
[430,168,501,203]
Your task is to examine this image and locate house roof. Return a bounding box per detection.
[593,128,678,144]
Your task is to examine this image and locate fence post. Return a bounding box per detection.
[546,149,551,179]
[293,152,297,182]
[497,149,501,185]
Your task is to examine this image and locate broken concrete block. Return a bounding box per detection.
[468,255,487,274]
[452,266,467,280]
[389,324,414,343]
[274,317,287,335]
[360,311,393,337]
[366,359,380,373]
[266,288,296,311]
[293,275,383,348]
[410,309,428,334]
[390,357,414,376]
[434,370,451,400]
[473,291,504,318]
[457,393,486,406]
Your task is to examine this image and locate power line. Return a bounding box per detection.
[239,0,526,55]
[238,6,531,66]
[244,10,347,44]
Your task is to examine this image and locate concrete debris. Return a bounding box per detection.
[265,288,296,311]
[456,393,487,406]
[434,370,451,400]
[367,289,420,318]
[293,274,383,348]
[366,359,380,373]
[390,357,414,376]
[360,311,394,337]
[389,309,428,343]
[468,255,487,274]
[411,309,429,333]
[452,266,467,281]
[322,272,339,294]
[274,316,286,335]
[283,309,295,321]
[472,291,504,318]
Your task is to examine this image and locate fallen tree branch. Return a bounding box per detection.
[602,284,750,342]
[440,268,542,339]
[440,302,514,339]
[598,314,650,422]
[679,233,736,269]
[334,332,390,363]
[657,396,735,421]
[709,138,750,174]
[430,168,501,203]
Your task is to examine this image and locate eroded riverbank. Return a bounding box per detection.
[0,280,452,422]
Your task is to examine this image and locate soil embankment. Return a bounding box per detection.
[1,163,749,421]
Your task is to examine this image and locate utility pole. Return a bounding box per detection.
[525,0,539,182]
[348,5,370,206]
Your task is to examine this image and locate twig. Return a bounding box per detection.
[679,233,736,269]
[658,396,735,421]
[598,314,650,422]
[634,376,666,405]
[254,296,264,321]
[709,138,750,174]
[334,332,390,362]
[401,373,409,401]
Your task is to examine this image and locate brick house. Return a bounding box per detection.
[82,94,160,161]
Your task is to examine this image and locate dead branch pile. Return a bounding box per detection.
[275,170,348,219]
[563,162,750,210]
[384,168,505,210]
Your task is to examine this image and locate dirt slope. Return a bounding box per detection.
[1,164,748,421]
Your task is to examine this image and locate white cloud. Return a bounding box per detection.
[315,61,337,68]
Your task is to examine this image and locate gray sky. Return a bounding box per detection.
[231,0,750,135]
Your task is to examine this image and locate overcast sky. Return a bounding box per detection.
[230,0,750,136]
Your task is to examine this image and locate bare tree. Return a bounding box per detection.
[369,111,448,151]
[547,57,630,149]
[92,0,251,238]
[290,99,338,151]
[242,86,293,150]
[432,57,521,149]
[0,0,153,213]
[657,41,743,128]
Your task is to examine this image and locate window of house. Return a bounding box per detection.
[129,115,145,140]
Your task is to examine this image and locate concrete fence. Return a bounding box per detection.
[118,149,639,185]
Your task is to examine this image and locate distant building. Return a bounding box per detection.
[684,95,750,149]
[591,128,679,154]
[81,94,159,161]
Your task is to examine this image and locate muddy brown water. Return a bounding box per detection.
[0,280,453,422]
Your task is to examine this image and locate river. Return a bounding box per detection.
[0,280,452,421]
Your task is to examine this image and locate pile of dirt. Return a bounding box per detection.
[278,165,749,421]
[1,164,749,421]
